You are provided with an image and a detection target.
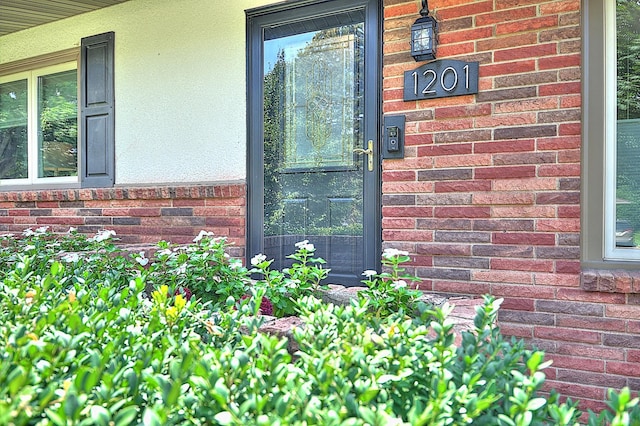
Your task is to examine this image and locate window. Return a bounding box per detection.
[0,63,78,185]
[0,31,115,189]
[583,0,640,266]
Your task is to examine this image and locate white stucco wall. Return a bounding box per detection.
[0,0,276,185]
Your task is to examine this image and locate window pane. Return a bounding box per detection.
[616,1,640,248]
[38,69,77,178]
[0,80,28,179]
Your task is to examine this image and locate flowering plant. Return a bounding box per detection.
[147,234,250,306]
[358,248,422,317]
[250,240,329,317]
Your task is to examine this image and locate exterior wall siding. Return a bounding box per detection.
[0,183,246,257]
[382,0,638,413]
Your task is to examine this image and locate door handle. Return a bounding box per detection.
[353,140,374,172]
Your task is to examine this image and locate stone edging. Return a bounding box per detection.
[256,284,483,353]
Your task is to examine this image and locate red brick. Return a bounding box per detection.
[382,230,434,242]
[491,258,553,272]
[435,181,492,193]
[384,3,417,18]
[418,143,473,157]
[477,33,538,51]
[495,43,557,62]
[477,7,538,26]
[382,206,434,217]
[438,1,493,19]
[535,326,602,344]
[559,122,581,135]
[556,342,625,361]
[539,54,581,70]
[382,218,415,229]
[36,217,85,225]
[537,135,581,150]
[540,0,580,14]
[493,232,555,246]
[538,164,581,177]
[382,171,416,181]
[500,323,533,338]
[480,60,537,77]
[543,380,606,401]
[629,350,640,363]
[432,280,491,295]
[539,81,581,96]
[556,316,627,333]
[491,284,556,299]
[440,27,493,44]
[547,353,605,373]
[434,207,490,218]
[495,16,559,36]
[606,305,640,320]
[557,288,627,304]
[382,182,434,193]
[501,297,535,311]
[535,273,580,287]
[606,361,640,377]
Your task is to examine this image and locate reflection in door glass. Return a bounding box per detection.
[263,22,365,276]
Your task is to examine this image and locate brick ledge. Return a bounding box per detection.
[581,268,640,293]
[0,182,246,202]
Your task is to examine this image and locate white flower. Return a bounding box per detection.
[392,280,408,290]
[362,269,378,278]
[62,253,80,263]
[193,230,215,242]
[251,254,267,266]
[157,249,173,257]
[229,259,243,270]
[67,227,77,233]
[23,245,36,252]
[382,248,409,259]
[90,229,116,242]
[135,251,149,266]
[22,228,35,236]
[295,239,315,251]
[35,226,49,234]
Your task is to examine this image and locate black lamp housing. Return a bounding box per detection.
[410,0,437,61]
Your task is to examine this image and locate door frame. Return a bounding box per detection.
[245,0,382,282]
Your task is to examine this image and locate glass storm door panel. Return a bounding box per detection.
[247,0,380,286]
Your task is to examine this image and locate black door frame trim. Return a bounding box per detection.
[245,0,382,279]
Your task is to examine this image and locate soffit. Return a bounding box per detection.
[0,0,131,37]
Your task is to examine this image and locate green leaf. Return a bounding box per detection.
[45,409,67,426]
[114,405,139,425]
[64,392,80,419]
[526,397,547,411]
[89,405,111,426]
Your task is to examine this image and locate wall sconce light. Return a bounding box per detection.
[410,0,437,61]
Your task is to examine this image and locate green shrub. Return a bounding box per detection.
[0,229,638,425]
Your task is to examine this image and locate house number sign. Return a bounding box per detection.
[403,59,479,101]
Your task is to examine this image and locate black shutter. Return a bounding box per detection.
[80,32,115,187]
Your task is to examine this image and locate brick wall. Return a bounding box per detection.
[0,182,246,257]
[382,0,639,412]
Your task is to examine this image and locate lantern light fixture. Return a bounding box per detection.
[410,0,437,62]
